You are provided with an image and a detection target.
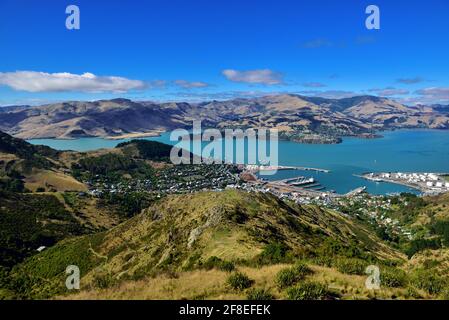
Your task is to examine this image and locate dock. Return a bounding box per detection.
[344,186,367,197]
[246,165,330,173]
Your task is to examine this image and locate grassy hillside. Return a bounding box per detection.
[0,130,86,192]
[3,190,418,300]
[0,191,88,268]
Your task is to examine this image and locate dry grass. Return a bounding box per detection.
[59,262,426,300]
[24,169,87,192]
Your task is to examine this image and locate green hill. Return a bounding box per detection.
[4,190,409,299]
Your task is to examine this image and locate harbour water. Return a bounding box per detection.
[28,129,449,195]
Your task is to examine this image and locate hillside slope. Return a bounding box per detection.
[5,190,406,299]
[1,95,448,140]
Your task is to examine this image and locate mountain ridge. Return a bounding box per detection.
[1,94,448,141]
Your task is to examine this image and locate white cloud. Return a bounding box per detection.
[174,80,209,89]
[368,87,409,96]
[415,87,449,104]
[222,69,283,85]
[302,82,327,88]
[397,77,425,84]
[297,90,358,99]
[0,71,147,93]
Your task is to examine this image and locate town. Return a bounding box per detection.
[361,172,449,195]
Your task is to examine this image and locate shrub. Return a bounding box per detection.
[380,268,407,288]
[411,269,446,295]
[246,288,274,300]
[312,256,333,267]
[92,272,116,289]
[422,259,440,269]
[286,281,329,300]
[276,262,312,289]
[220,261,236,272]
[405,238,441,258]
[294,261,312,277]
[315,238,368,260]
[257,242,291,264]
[202,256,235,272]
[276,268,300,289]
[334,258,367,275]
[441,288,449,300]
[406,287,422,299]
[227,272,253,291]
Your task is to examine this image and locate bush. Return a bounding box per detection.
[92,272,116,289]
[220,261,236,272]
[334,258,367,275]
[294,261,312,276]
[276,262,312,289]
[257,242,291,264]
[312,256,333,267]
[315,238,368,260]
[246,288,274,300]
[227,272,253,291]
[202,256,235,272]
[406,287,422,299]
[380,268,407,288]
[441,288,449,300]
[405,238,441,258]
[276,268,300,289]
[286,282,329,300]
[411,269,446,295]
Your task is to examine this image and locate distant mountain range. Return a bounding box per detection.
[0,94,448,142]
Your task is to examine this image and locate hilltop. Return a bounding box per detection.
[1,95,448,142]
[0,132,183,269]
[1,132,449,300]
[4,189,409,300]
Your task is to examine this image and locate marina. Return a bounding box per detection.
[28,129,449,196]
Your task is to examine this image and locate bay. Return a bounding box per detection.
[28,129,449,195]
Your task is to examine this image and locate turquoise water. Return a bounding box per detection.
[28,129,449,195]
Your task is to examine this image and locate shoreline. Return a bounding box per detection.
[23,131,164,141]
[104,131,164,140]
[354,174,423,192]
[356,172,449,195]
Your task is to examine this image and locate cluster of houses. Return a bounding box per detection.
[336,194,413,240]
[86,164,241,196]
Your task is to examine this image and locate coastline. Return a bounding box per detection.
[356,172,449,195]
[354,173,423,192]
[104,131,164,140]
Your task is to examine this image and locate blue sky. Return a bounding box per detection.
[0,0,448,105]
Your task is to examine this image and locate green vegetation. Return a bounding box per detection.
[98,191,155,218]
[226,272,253,291]
[410,269,447,295]
[286,281,330,300]
[380,267,407,288]
[0,191,87,268]
[404,238,441,258]
[430,220,449,246]
[246,288,274,300]
[275,262,312,289]
[255,242,293,265]
[116,140,173,161]
[334,258,368,275]
[2,187,449,300]
[0,176,27,192]
[72,153,154,182]
[0,131,59,169]
[201,256,235,272]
